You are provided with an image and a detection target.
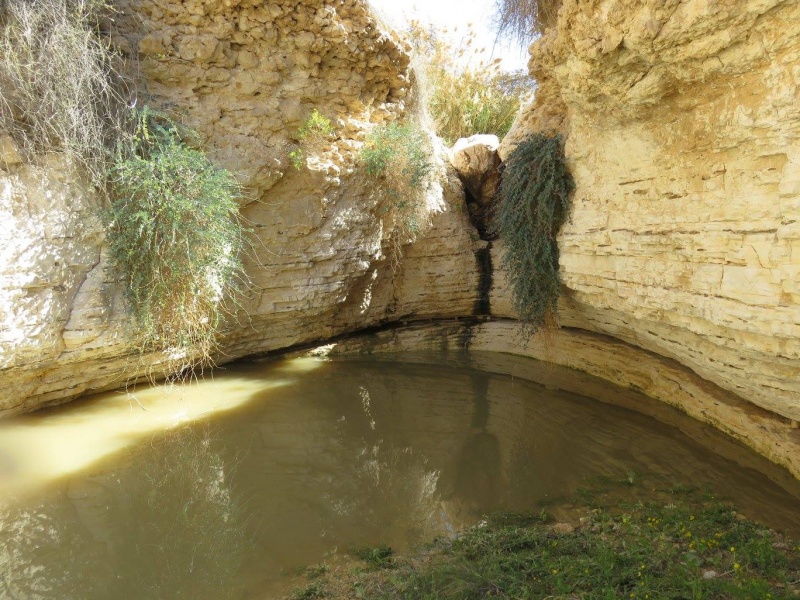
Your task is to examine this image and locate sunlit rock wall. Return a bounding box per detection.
[500,0,800,422]
[0,0,483,415]
[0,147,133,412]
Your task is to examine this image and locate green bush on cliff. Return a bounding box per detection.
[362,121,433,246]
[290,109,335,170]
[1,2,247,376]
[107,107,245,371]
[491,133,573,336]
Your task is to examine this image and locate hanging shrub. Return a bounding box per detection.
[361,122,433,260]
[491,133,574,335]
[106,107,245,371]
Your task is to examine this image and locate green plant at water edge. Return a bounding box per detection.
[352,544,395,570]
[0,0,129,185]
[388,489,800,599]
[295,481,800,600]
[290,109,335,170]
[290,581,326,600]
[107,107,245,371]
[361,121,433,251]
[491,133,573,337]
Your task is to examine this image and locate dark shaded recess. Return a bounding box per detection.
[457,321,476,350]
[464,186,497,241]
[473,244,493,316]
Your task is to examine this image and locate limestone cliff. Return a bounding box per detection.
[0,0,483,415]
[501,0,800,423]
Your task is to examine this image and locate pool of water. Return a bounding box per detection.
[1,351,799,599]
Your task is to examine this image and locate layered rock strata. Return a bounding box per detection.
[0,0,484,415]
[502,0,800,422]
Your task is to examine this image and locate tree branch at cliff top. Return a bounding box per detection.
[493,0,562,45]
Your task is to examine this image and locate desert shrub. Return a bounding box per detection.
[493,0,562,45]
[106,107,245,371]
[491,133,573,336]
[290,109,335,170]
[0,1,246,375]
[408,22,532,145]
[0,0,129,184]
[361,121,433,253]
[298,108,334,140]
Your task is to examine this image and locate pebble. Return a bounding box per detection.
[702,570,718,580]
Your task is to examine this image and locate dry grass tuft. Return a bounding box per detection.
[0,0,130,184]
[493,0,563,45]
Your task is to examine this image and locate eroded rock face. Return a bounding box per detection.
[116,0,412,192]
[0,0,484,415]
[500,0,800,422]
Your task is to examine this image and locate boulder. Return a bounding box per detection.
[449,134,501,206]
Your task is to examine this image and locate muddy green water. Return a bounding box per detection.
[1,352,799,599]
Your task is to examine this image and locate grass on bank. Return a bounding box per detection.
[287,480,800,600]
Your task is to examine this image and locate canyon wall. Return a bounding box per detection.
[501,0,800,423]
[0,0,483,415]
[1,0,798,481]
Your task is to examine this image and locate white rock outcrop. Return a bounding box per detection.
[449,134,501,206]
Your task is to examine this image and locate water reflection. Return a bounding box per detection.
[1,427,248,599]
[0,353,799,599]
[450,372,503,517]
[0,374,294,498]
